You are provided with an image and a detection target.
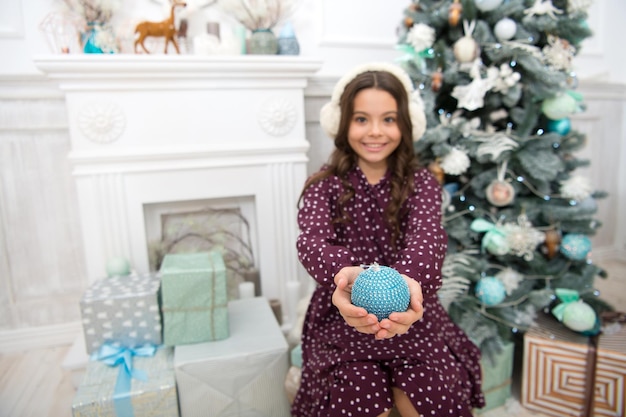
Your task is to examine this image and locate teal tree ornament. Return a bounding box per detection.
[470,218,510,256]
[560,233,592,261]
[541,91,584,120]
[546,118,571,135]
[351,263,411,321]
[475,276,506,306]
[551,288,598,333]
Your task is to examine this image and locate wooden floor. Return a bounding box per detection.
[1,258,624,417]
[0,345,75,417]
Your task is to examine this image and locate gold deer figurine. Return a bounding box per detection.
[134,0,187,54]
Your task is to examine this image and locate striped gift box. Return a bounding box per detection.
[522,313,626,417]
[595,318,626,416]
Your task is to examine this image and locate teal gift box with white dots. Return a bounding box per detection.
[160,251,229,345]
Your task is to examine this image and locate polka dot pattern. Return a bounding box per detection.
[292,167,485,417]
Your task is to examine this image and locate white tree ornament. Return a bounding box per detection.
[523,0,563,19]
[451,63,495,111]
[502,215,546,261]
[406,23,436,52]
[542,35,575,71]
[560,175,593,201]
[440,147,470,175]
[495,268,524,295]
[491,63,521,93]
[473,133,519,161]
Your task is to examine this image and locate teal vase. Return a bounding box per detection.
[248,29,278,55]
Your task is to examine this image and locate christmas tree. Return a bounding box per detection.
[395,0,613,360]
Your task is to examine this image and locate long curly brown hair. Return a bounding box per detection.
[300,70,421,249]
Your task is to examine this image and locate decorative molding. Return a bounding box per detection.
[257,97,298,137]
[78,101,126,144]
[0,321,81,353]
[33,55,324,91]
[96,173,132,262]
[0,75,64,99]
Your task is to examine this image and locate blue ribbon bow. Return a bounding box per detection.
[93,344,157,417]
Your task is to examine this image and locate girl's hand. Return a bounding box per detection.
[332,266,381,335]
[375,275,424,340]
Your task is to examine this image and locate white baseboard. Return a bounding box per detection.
[0,321,82,353]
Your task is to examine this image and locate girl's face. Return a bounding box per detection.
[348,88,402,183]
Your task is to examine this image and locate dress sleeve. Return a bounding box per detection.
[390,169,447,298]
[296,178,358,287]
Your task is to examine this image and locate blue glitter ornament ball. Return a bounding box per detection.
[351,264,410,321]
[475,276,506,306]
[560,233,592,260]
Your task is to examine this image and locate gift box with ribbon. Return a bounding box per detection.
[72,345,179,417]
[522,312,626,417]
[476,341,515,414]
[80,273,162,354]
[160,251,229,345]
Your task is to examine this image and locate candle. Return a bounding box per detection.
[239,282,255,299]
[242,268,261,297]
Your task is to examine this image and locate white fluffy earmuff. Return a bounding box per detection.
[319,62,426,141]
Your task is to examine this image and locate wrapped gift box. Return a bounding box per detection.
[290,344,303,368]
[578,320,626,417]
[476,341,515,414]
[174,297,291,417]
[522,313,626,417]
[72,347,179,417]
[80,273,162,354]
[160,251,228,345]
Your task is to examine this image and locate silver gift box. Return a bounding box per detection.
[72,347,179,417]
[80,273,162,354]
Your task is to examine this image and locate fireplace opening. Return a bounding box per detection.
[144,197,260,300]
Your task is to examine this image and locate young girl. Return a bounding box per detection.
[293,63,485,417]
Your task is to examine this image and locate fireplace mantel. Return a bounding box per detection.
[35,55,322,327]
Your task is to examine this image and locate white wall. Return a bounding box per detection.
[1,0,625,81]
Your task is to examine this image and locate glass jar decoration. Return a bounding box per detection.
[38,12,83,54]
[248,28,278,55]
[277,21,299,55]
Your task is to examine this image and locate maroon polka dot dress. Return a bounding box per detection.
[293,166,485,417]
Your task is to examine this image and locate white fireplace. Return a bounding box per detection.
[35,55,322,327]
